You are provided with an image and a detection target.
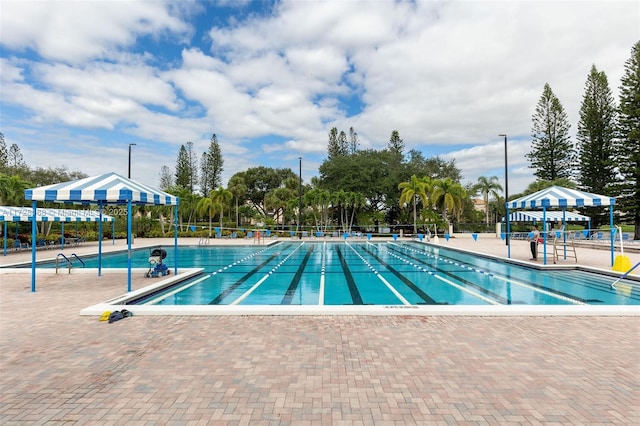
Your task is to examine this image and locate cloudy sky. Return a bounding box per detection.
[1,0,638,195]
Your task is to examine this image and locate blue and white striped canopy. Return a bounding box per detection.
[507,186,615,209]
[25,172,179,206]
[0,206,115,222]
[502,211,590,223]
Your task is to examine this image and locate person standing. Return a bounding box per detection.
[527,225,540,260]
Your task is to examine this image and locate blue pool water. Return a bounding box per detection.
[58,241,639,306]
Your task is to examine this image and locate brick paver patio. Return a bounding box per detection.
[1,269,638,425]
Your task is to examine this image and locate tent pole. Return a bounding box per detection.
[506,205,511,258]
[3,221,6,256]
[543,208,547,265]
[609,205,614,266]
[562,209,567,260]
[174,204,178,275]
[31,201,37,292]
[98,202,103,276]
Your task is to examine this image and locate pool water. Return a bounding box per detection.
[69,241,639,306]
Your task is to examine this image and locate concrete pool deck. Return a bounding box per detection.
[1,236,639,423]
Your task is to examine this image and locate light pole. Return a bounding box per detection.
[128,143,136,179]
[298,157,302,239]
[498,134,509,251]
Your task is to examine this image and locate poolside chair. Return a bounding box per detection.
[13,240,22,251]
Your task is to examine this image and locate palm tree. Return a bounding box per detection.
[332,189,348,232]
[398,175,427,234]
[211,187,233,232]
[473,176,503,225]
[347,192,366,233]
[265,187,295,229]
[432,178,467,228]
[173,187,199,232]
[227,176,247,227]
[0,173,31,205]
[196,193,219,237]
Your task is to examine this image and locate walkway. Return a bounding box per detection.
[1,236,638,424]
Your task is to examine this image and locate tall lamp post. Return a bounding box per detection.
[498,134,509,254]
[298,157,302,239]
[127,143,136,246]
[128,143,136,179]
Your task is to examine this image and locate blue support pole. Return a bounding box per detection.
[609,205,614,266]
[3,221,6,256]
[98,201,103,276]
[112,221,115,245]
[562,209,567,260]
[506,205,511,258]
[31,201,37,292]
[127,200,132,292]
[174,204,178,275]
[543,207,547,265]
[60,222,65,250]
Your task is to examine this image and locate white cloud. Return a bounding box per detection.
[1,0,638,191]
[0,0,191,63]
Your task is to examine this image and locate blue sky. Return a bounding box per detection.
[1,0,638,195]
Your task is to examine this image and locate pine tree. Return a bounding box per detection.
[576,65,618,227]
[175,145,191,189]
[349,127,359,154]
[526,83,576,181]
[616,41,640,239]
[577,65,618,193]
[186,141,198,193]
[0,132,7,170]
[388,130,404,155]
[338,131,348,155]
[327,127,347,159]
[159,165,173,191]
[200,133,224,196]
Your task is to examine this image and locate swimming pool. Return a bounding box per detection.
[71,241,639,306]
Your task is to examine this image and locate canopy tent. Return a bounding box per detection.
[25,172,179,292]
[505,186,615,265]
[502,211,591,224]
[1,206,115,256]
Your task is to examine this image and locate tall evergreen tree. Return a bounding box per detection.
[0,132,7,171]
[349,127,359,154]
[616,41,640,239]
[159,165,173,191]
[526,83,576,181]
[7,143,25,170]
[388,130,404,155]
[200,133,224,197]
[186,141,198,193]
[577,65,617,194]
[175,145,191,189]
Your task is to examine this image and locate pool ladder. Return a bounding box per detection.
[56,253,85,274]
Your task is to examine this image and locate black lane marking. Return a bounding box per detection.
[359,246,440,304]
[208,252,280,305]
[384,245,510,304]
[390,244,594,304]
[281,245,315,305]
[335,246,363,304]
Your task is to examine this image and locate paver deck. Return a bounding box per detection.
[1,236,639,424]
